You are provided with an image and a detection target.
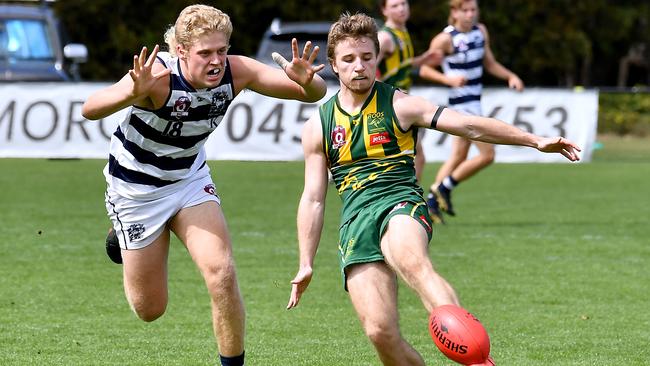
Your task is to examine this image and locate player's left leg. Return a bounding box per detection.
[171,201,245,362]
[380,214,459,311]
[448,141,495,183]
[346,262,425,366]
[429,136,472,216]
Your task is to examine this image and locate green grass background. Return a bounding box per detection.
[0,135,648,365]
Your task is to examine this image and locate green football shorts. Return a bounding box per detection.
[337,200,433,290]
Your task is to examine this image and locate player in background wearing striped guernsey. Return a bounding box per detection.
[81,5,326,366]
[286,12,578,366]
[377,0,441,184]
[419,0,524,223]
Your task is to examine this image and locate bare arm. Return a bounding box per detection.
[232,39,326,102]
[82,45,171,120]
[393,93,581,161]
[480,24,524,91]
[287,113,329,309]
[376,29,395,66]
[418,32,467,87]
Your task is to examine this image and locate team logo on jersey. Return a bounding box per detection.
[331,125,347,149]
[370,132,391,145]
[208,88,232,128]
[127,223,145,241]
[457,39,469,53]
[171,96,191,118]
[204,184,216,195]
[367,112,385,133]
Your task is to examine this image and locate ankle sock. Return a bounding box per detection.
[220,351,245,366]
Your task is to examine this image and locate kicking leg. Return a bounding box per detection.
[347,262,425,366]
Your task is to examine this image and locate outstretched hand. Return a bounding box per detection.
[128,45,171,99]
[537,136,581,161]
[272,38,325,87]
[508,74,524,91]
[286,266,314,309]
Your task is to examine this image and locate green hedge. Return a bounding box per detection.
[598,92,650,136]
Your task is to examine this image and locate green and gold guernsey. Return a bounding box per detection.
[320,81,424,226]
[377,25,415,91]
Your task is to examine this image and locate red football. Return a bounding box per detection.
[428,304,490,365]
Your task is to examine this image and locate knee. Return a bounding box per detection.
[479,149,495,165]
[128,296,167,322]
[365,322,401,350]
[203,258,239,295]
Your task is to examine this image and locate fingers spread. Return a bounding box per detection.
[302,41,312,60]
[308,45,319,64]
[291,38,299,59]
[144,44,160,68]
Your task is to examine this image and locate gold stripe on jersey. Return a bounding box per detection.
[361,92,386,159]
[394,118,415,155]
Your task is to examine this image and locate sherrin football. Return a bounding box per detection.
[428,304,490,365]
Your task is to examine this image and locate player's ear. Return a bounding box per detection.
[331,60,339,75]
[177,45,187,60]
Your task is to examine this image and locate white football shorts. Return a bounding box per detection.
[105,174,221,250]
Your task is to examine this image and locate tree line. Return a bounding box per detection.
[54,0,649,87]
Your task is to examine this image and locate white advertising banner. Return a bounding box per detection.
[0,83,598,162]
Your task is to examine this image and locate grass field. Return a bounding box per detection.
[1,135,648,365]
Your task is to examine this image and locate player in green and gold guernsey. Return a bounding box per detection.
[286,12,581,366]
[377,23,414,90]
[319,81,422,226]
[377,0,441,183]
[377,0,435,91]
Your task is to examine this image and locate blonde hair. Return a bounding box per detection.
[164,5,232,56]
[327,12,379,65]
[448,0,478,25]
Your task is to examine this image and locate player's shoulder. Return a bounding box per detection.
[475,23,489,36]
[443,24,455,33]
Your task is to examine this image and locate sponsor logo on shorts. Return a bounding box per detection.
[419,214,432,233]
[127,223,145,241]
[204,184,216,195]
[390,201,408,213]
[370,132,390,145]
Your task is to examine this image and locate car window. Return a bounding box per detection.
[1,18,55,60]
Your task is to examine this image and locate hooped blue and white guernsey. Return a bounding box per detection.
[441,24,485,116]
[104,52,235,200]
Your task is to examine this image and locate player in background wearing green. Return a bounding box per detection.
[377,0,441,184]
[286,12,579,366]
[419,0,524,222]
[82,5,326,366]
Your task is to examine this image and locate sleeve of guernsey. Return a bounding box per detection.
[430,106,446,129]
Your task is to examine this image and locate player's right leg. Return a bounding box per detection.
[121,230,171,322]
[346,262,425,366]
[105,187,182,321]
[380,214,459,311]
